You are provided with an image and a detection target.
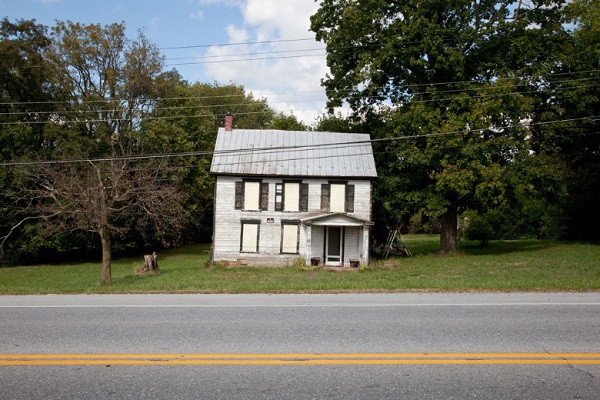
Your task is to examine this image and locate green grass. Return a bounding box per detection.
[1,235,599,294]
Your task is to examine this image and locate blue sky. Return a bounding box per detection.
[1,0,329,124]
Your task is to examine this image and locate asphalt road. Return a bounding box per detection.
[1,293,599,399]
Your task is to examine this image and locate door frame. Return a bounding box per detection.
[325,226,343,266]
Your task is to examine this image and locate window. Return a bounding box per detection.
[235,180,268,211]
[240,220,260,253]
[275,182,308,212]
[321,182,354,213]
[281,221,300,254]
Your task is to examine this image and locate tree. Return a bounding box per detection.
[17,149,186,283]
[0,19,56,266]
[528,0,600,239]
[311,0,570,253]
[1,21,188,283]
[142,80,277,242]
[269,112,308,131]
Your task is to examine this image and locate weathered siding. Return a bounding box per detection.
[344,227,361,263]
[213,175,372,266]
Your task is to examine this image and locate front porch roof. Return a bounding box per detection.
[300,212,373,227]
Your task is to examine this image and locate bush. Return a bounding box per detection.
[463,214,495,246]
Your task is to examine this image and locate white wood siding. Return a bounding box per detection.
[213,176,372,265]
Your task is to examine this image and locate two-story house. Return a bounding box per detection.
[210,116,377,267]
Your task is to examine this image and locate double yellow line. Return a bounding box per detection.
[2,353,600,366]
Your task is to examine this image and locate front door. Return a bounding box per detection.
[326,226,342,266]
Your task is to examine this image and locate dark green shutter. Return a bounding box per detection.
[260,182,269,211]
[235,182,243,210]
[300,183,309,212]
[345,184,355,213]
[321,184,330,211]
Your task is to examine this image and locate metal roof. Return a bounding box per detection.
[210,128,378,178]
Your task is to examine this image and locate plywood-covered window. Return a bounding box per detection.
[235,180,269,211]
[275,181,308,212]
[240,220,260,253]
[329,183,346,213]
[321,182,354,213]
[281,221,300,254]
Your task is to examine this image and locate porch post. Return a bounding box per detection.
[362,225,370,265]
[303,224,311,266]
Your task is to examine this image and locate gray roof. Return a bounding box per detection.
[210,128,377,178]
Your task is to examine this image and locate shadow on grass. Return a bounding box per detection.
[460,240,560,256]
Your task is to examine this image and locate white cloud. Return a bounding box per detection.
[200,0,330,125]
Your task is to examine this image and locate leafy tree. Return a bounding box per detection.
[1,21,187,283]
[268,112,308,131]
[0,19,55,266]
[528,0,600,239]
[142,80,277,243]
[311,0,571,253]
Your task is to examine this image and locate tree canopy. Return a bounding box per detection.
[311,0,589,252]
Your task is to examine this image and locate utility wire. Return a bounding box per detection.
[1,116,596,168]
[1,71,596,108]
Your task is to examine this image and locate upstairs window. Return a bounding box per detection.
[235,180,269,211]
[275,181,308,212]
[321,182,354,213]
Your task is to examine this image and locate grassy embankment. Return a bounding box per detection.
[0,235,598,294]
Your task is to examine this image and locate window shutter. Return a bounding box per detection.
[300,183,309,212]
[321,184,330,211]
[235,182,243,210]
[260,182,269,211]
[275,183,283,211]
[345,184,355,213]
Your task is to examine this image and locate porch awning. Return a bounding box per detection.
[300,212,373,227]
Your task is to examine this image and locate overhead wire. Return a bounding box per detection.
[1,115,597,168]
[0,73,596,120]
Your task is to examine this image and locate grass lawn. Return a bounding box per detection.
[0,235,599,294]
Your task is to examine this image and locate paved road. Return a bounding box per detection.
[1,293,599,399]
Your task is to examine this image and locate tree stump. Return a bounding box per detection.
[143,252,158,271]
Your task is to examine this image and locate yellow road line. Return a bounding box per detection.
[1,353,600,366]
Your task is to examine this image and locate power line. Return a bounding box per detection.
[0,80,595,125]
[158,37,317,50]
[1,116,596,168]
[1,70,596,108]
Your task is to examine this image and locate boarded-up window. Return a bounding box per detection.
[241,222,259,253]
[321,182,354,213]
[243,181,260,211]
[330,183,346,213]
[284,182,300,212]
[281,222,299,254]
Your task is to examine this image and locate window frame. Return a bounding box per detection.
[280,219,300,254]
[240,219,261,253]
[275,181,308,212]
[321,181,354,213]
[235,179,269,211]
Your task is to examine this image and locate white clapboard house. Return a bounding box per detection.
[209,116,377,267]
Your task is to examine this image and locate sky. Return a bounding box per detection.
[0,0,331,125]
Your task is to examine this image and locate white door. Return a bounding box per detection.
[326,226,342,266]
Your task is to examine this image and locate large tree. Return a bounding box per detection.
[1,21,187,282]
[311,0,570,253]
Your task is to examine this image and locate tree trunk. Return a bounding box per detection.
[99,226,112,284]
[439,202,458,255]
